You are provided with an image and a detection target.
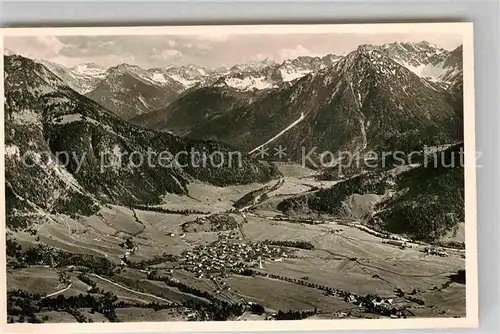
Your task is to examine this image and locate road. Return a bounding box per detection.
[248,112,306,155]
[315,248,454,278]
[90,273,172,304]
[44,283,73,298]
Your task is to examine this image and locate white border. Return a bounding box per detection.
[0,22,478,333]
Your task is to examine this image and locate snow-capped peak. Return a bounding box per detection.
[221,75,277,91]
[71,63,107,78]
[34,60,106,94]
[4,48,16,56]
[359,41,451,80]
[107,63,141,74]
[230,58,277,73]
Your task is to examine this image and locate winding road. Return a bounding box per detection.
[44,283,73,298]
[89,273,172,304]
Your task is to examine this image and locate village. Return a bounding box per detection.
[179,233,291,278]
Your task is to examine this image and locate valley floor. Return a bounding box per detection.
[6,163,466,322]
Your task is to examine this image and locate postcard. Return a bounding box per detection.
[1,22,477,333]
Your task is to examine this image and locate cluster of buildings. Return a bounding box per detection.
[179,235,289,276]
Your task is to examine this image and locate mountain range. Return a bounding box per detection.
[15,42,462,128]
[37,56,343,121]
[131,43,463,162]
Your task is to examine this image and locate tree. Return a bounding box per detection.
[125,237,134,249]
[250,303,265,315]
[59,272,70,285]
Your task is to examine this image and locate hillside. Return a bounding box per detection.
[129,86,259,136]
[277,144,464,242]
[370,144,464,241]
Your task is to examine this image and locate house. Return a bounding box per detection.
[346,294,357,303]
[383,240,406,247]
[186,312,197,320]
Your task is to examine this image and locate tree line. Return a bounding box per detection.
[124,252,178,270]
[131,204,209,215]
[263,239,315,250]
[7,289,119,323]
[276,308,317,320]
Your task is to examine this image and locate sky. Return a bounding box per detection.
[4,33,463,69]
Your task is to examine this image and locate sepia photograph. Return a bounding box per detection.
[1,23,477,332]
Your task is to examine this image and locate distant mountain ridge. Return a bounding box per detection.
[84,63,186,120]
[5,40,462,123]
[362,42,462,84]
[214,54,343,91]
[133,45,461,162]
[38,60,106,94]
[82,54,346,119]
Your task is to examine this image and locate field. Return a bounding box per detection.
[7,267,63,295]
[115,307,189,322]
[226,215,464,315]
[160,182,267,213]
[227,275,353,313]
